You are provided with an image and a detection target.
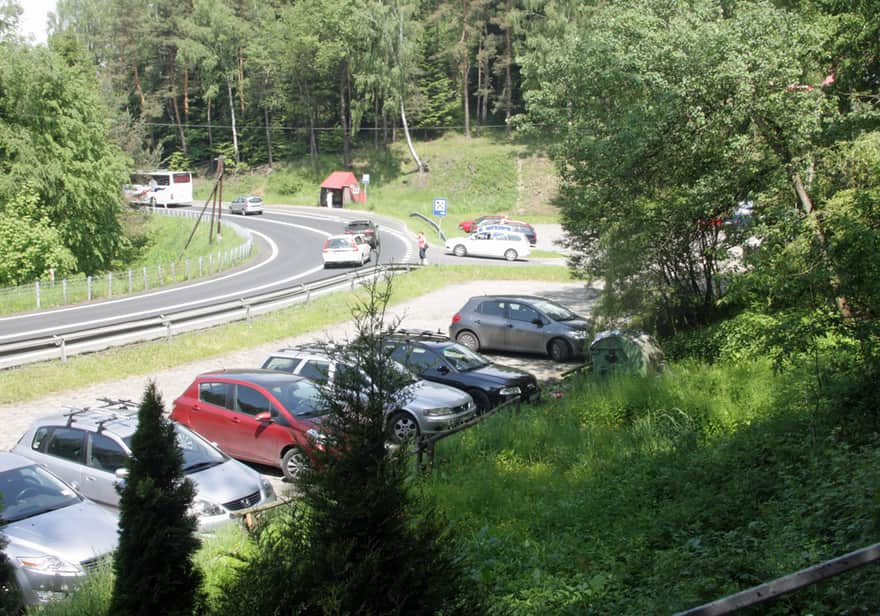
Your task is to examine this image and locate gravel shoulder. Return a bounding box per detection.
[0,278,599,451]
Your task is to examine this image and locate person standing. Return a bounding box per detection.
[417,231,428,265]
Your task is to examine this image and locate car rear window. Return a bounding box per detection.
[328,238,352,249]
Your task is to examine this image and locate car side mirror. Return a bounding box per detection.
[532,318,544,327]
[437,365,450,374]
[255,411,273,422]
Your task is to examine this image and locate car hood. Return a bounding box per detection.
[3,501,118,563]
[468,363,536,385]
[559,319,590,332]
[402,380,472,410]
[188,459,265,505]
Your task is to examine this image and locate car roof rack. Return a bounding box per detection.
[393,328,450,341]
[62,398,139,429]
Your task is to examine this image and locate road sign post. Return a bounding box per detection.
[433,197,447,237]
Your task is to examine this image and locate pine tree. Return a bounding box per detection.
[109,381,204,616]
[0,530,24,615]
[217,275,479,615]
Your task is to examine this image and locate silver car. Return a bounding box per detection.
[229,195,264,215]
[261,346,477,443]
[12,401,275,531]
[449,295,591,362]
[0,451,118,606]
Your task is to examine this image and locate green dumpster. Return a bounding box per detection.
[590,329,664,377]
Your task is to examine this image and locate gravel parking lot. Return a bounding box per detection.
[0,278,600,492]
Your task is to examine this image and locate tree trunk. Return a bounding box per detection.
[792,171,853,319]
[226,77,240,164]
[169,62,186,156]
[340,62,352,169]
[504,5,512,136]
[461,0,470,138]
[475,38,483,137]
[308,106,318,173]
[401,99,424,173]
[207,98,214,174]
[183,65,189,120]
[133,62,145,111]
[264,105,273,167]
[238,46,246,113]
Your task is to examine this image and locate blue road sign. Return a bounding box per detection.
[433,198,448,217]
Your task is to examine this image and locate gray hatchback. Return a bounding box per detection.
[449,295,591,362]
[12,400,275,531]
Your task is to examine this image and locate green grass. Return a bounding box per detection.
[421,359,880,614]
[195,133,561,238]
[0,265,573,404]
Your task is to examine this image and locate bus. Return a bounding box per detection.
[123,170,193,208]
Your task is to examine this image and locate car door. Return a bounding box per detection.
[504,301,547,353]
[468,231,493,258]
[230,384,296,467]
[187,380,238,455]
[82,431,128,506]
[473,299,509,349]
[22,426,86,490]
[405,346,460,389]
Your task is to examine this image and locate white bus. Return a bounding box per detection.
[123,170,193,208]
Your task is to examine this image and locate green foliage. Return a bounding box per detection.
[32,562,114,616]
[110,382,204,616]
[423,353,880,614]
[0,521,23,615]
[164,151,193,172]
[0,182,77,284]
[216,277,478,615]
[0,43,130,274]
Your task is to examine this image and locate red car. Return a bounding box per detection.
[171,369,329,481]
[458,214,508,234]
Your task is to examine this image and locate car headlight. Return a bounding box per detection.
[307,428,326,450]
[422,407,453,417]
[16,555,81,575]
[499,386,521,396]
[567,330,588,338]
[191,498,225,517]
[260,477,275,498]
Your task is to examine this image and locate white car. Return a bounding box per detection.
[445,230,531,262]
[229,195,264,215]
[322,233,372,267]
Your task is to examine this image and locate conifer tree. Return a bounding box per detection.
[217,275,479,615]
[109,381,204,616]
[0,530,23,615]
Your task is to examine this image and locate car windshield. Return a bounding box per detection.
[271,380,328,417]
[174,424,227,472]
[531,299,579,321]
[441,343,490,371]
[0,464,80,524]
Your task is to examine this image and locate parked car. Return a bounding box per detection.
[229,195,264,215]
[382,330,541,413]
[171,370,329,481]
[458,214,508,234]
[322,233,372,267]
[477,221,537,246]
[445,230,531,262]
[12,400,276,531]
[344,219,380,249]
[0,451,119,607]
[261,345,476,443]
[450,295,591,362]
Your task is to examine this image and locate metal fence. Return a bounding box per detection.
[0,209,253,314]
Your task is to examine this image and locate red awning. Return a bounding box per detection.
[320,171,358,189]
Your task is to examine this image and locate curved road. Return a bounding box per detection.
[0,206,417,344]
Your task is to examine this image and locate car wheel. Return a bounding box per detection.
[504,249,518,261]
[386,411,420,444]
[281,448,308,482]
[468,389,491,415]
[453,244,467,257]
[456,330,480,352]
[548,338,572,363]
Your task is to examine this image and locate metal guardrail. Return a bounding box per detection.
[409,212,447,241]
[0,263,418,370]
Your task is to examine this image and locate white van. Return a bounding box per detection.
[124,170,193,208]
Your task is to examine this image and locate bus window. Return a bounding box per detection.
[173,173,191,184]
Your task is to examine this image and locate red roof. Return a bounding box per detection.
[320,171,358,189]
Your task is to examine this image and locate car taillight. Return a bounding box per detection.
[451,313,462,324]
[322,239,330,251]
